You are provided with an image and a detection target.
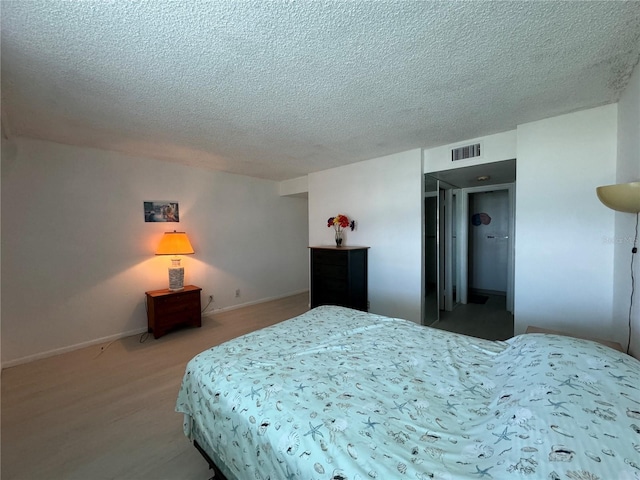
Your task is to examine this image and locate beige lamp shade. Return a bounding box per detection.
[596,182,640,213]
[155,231,195,255]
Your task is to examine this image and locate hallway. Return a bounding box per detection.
[430,294,514,341]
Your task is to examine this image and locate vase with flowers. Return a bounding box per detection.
[327,214,355,247]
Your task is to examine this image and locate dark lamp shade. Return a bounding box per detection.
[155,231,195,255]
[596,182,640,213]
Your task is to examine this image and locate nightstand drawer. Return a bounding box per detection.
[154,303,199,321]
[155,311,200,329]
[145,285,202,339]
[155,291,199,306]
[155,297,199,315]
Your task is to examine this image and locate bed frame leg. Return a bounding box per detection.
[193,440,228,480]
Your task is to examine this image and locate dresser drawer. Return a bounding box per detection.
[312,274,347,293]
[312,249,348,266]
[313,262,347,279]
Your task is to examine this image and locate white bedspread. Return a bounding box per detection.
[177,306,640,479]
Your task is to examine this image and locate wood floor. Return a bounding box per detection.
[1,293,310,480]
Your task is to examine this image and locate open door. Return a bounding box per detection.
[424,177,457,325]
[439,182,456,312]
[424,176,439,325]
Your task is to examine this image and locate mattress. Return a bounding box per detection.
[176,305,640,479]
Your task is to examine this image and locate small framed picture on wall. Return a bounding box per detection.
[144,201,180,222]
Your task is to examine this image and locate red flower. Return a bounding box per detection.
[327,214,355,231]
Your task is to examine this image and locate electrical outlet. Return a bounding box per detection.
[235,289,240,298]
[208,295,214,302]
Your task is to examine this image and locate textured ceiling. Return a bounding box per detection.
[2,1,640,181]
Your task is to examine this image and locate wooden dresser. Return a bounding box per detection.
[309,246,369,311]
[145,285,202,339]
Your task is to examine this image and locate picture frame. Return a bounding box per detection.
[144,201,180,222]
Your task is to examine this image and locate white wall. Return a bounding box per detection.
[615,61,640,357]
[306,103,625,353]
[514,104,619,341]
[279,176,308,197]
[308,149,423,323]
[1,138,309,366]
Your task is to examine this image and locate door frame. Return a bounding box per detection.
[440,186,455,312]
[423,189,439,325]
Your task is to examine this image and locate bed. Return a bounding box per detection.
[176,305,640,479]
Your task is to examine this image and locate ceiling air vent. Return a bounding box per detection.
[451,143,481,161]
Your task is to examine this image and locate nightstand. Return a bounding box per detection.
[525,325,623,352]
[145,285,202,339]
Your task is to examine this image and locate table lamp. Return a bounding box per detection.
[155,231,195,291]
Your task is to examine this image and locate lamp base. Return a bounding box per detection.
[168,265,184,291]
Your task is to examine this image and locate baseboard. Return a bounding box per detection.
[201,289,309,317]
[2,326,149,370]
[3,289,310,369]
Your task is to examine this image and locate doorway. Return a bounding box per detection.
[459,184,514,314]
[422,160,515,339]
[468,190,509,302]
